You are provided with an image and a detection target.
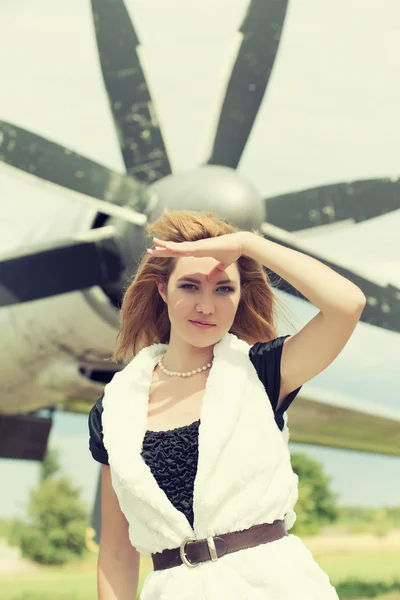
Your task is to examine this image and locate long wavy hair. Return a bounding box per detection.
[109,209,296,363]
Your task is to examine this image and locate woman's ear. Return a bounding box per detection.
[156,281,167,303]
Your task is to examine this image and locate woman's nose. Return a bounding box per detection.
[196,300,215,313]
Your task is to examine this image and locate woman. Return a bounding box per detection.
[89,209,366,599]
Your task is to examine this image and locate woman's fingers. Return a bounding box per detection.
[148,239,195,256]
[147,246,183,256]
[147,247,172,254]
[207,262,226,281]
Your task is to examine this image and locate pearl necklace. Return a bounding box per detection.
[158,353,212,377]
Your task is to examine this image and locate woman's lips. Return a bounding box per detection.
[189,320,216,329]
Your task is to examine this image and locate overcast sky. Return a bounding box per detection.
[0,0,399,518]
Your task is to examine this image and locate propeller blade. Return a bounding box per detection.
[0,161,149,228]
[0,121,147,209]
[260,222,400,334]
[0,226,123,307]
[206,0,289,168]
[91,0,172,183]
[264,177,400,232]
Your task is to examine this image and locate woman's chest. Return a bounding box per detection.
[146,374,208,432]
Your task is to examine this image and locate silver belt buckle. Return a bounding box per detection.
[179,535,219,568]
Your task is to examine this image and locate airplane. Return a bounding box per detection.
[0,0,399,546]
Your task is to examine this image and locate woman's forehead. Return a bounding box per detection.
[172,256,240,281]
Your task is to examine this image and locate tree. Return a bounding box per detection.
[9,444,89,565]
[39,444,61,483]
[290,451,339,536]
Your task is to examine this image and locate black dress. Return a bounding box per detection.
[88,336,302,530]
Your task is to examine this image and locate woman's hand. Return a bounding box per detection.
[147,232,249,282]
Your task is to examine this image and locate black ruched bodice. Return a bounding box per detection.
[142,420,201,529]
[88,336,302,529]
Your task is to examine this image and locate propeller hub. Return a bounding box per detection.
[147,165,264,232]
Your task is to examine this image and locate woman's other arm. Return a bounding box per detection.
[98,465,140,599]
[241,232,366,411]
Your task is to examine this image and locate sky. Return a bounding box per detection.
[0,0,399,519]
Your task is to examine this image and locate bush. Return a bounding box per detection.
[336,578,400,598]
[290,451,339,536]
[15,475,89,565]
[9,446,89,566]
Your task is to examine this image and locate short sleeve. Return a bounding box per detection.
[88,393,109,465]
[248,335,302,431]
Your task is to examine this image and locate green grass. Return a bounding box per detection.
[318,548,400,583]
[0,543,399,599]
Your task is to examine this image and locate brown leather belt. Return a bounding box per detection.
[152,519,287,571]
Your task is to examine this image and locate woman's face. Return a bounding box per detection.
[157,256,242,347]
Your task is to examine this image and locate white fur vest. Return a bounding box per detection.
[102,331,339,599]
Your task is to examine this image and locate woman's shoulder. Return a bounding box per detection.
[248,335,291,357]
[248,335,302,427]
[248,335,291,384]
[88,393,109,465]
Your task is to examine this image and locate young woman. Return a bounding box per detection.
[89,209,365,599]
